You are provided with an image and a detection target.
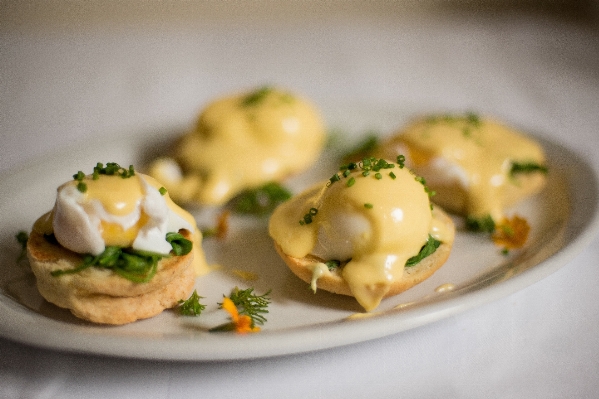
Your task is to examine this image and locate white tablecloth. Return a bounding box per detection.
[1,3,599,398]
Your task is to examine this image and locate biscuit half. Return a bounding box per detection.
[27,229,195,325]
[273,206,455,302]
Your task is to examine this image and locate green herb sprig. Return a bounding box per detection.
[15,231,29,262]
[222,287,271,328]
[425,112,481,138]
[178,289,206,316]
[241,86,273,106]
[340,134,379,162]
[510,162,548,177]
[231,182,292,216]
[465,214,496,234]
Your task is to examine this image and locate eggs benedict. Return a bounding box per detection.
[149,86,326,206]
[375,114,548,227]
[26,162,208,324]
[269,157,455,311]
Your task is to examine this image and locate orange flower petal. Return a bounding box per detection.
[221,297,239,323]
[235,315,260,334]
[492,215,530,249]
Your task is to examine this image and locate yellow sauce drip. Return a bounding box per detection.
[142,175,210,276]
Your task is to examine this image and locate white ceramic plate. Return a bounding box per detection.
[1,106,598,361]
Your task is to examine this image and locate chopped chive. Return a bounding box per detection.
[375,173,382,180]
[159,187,168,195]
[309,208,318,215]
[389,171,396,179]
[397,155,406,168]
[77,181,87,193]
[343,169,351,177]
[362,171,370,177]
[346,177,356,187]
[73,171,85,181]
[364,203,373,209]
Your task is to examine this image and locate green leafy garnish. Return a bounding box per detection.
[50,246,159,283]
[510,162,548,177]
[325,260,341,270]
[231,182,292,216]
[465,214,496,234]
[223,287,271,327]
[15,231,29,262]
[178,289,206,316]
[341,134,379,162]
[405,235,442,267]
[425,112,481,138]
[159,186,168,195]
[241,86,273,106]
[51,232,192,283]
[166,232,193,256]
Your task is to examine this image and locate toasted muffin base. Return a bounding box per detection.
[27,230,195,325]
[274,206,455,306]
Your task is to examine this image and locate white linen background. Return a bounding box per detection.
[1,2,599,398]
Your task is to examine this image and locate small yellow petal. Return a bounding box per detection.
[221,297,239,322]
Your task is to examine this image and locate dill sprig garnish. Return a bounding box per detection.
[178,289,206,316]
[223,287,271,328]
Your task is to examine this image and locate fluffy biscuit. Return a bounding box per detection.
[27,229,195,325]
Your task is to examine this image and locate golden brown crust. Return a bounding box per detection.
[274,206,455,303]
[27,229,195,325]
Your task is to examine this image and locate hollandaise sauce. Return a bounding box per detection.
[151,86,326,205]
[389,114,547,220]
[269,157,453,311]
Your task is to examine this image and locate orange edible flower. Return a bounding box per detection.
[492,215,530,250]
[221,297,260,334]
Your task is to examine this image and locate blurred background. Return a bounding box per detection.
[1,1,598,174]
